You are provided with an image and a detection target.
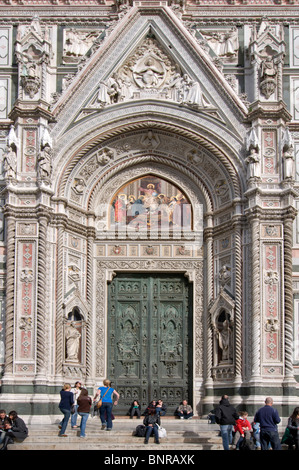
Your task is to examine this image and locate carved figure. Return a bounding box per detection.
[3,145,17,179]
[260,56,277,81]
[245,148,261,180]
[260,55,277,99]
[184,80,210,109]
[97,78,119,107]
[219,265,231,288]
[201,27,239,59]
[133,55,165,88]
[217,319,233,362]
[282,149,294,180]
[65,322,81,362]
[38,144,53,181]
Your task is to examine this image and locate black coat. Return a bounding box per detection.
[214,398,239,425]
[8,417,28,439]
[143,414,161,427]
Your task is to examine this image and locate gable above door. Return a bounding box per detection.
[51,3,248,140]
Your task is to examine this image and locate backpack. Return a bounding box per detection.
[135,424,146,437]
[239,437,255,451]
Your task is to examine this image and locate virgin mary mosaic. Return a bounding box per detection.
[110,175,192,231]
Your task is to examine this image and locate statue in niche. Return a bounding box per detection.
[282,128,294,180]
[283,147,294,180]
[38,128,53,183]
[245,148,261,180]
[260,55,277,81]
[38,143,53,182]
[259,53,278,99]
[65,322,81,362]
[219,265,231,289]
[3,144,17,179]
[217,318,233,363]
[246,127,261,181]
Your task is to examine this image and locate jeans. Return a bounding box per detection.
[100,402,113,430]
[220,424,233,450]
[145,424,159,443]
[178,411,194,419]
[71,404,79,427]
[0,430,6,444]
[260,430,281,450]
[59,407,71,435]
[78,412,89,437]
[130,409,141,419]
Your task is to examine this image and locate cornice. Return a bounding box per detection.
[244,204,298,221]
[1,4,299,23]
[9,100,55,122]
[246,100,292,123]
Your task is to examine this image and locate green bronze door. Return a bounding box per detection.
[107,273,193,415]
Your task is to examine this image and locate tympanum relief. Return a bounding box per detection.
[88,36,213,111]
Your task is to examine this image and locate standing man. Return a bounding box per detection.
[254,397,281,450]
[214,395,239,450]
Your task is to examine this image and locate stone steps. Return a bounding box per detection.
[6,418,223,450]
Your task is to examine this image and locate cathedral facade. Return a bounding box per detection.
[0,0,299,419]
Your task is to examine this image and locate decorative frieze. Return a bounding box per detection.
[15,240,37,369]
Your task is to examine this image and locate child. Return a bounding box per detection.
[231,411,252,449]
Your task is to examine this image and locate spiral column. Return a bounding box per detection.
[36,215,48,377]
[55,222,65,376]
[250,215,261,380]
[204,220,214,385]
[86,227,95,379]
[233,220,243,381]
[3,214,16,376]
[283,215,296,380]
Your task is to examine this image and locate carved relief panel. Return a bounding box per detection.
[107,273,192,414]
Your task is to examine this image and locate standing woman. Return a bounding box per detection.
[77,388,92,438]
[96,379,119,431]
[70,381,82,429]
[58,383,74,437]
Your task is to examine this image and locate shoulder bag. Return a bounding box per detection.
[96,387,111,409]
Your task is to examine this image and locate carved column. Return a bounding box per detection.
[249,214,261,380]
[2,213,16,377]
[55,221,66,376]
[233,219,243,381]
[203,219,214,385]
[36,214,48,377]
[86,227,95,380]
[283,214,296,381]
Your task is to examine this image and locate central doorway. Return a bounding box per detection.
[107,273,193,415]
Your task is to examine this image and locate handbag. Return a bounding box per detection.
[96,387,110,409]
[157,424,167,438]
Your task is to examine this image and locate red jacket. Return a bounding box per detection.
[234,417,252,435]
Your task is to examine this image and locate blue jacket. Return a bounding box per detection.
[254,405,281,431]
[59,390,74,410]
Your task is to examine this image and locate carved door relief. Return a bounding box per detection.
[108,273,193,414]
